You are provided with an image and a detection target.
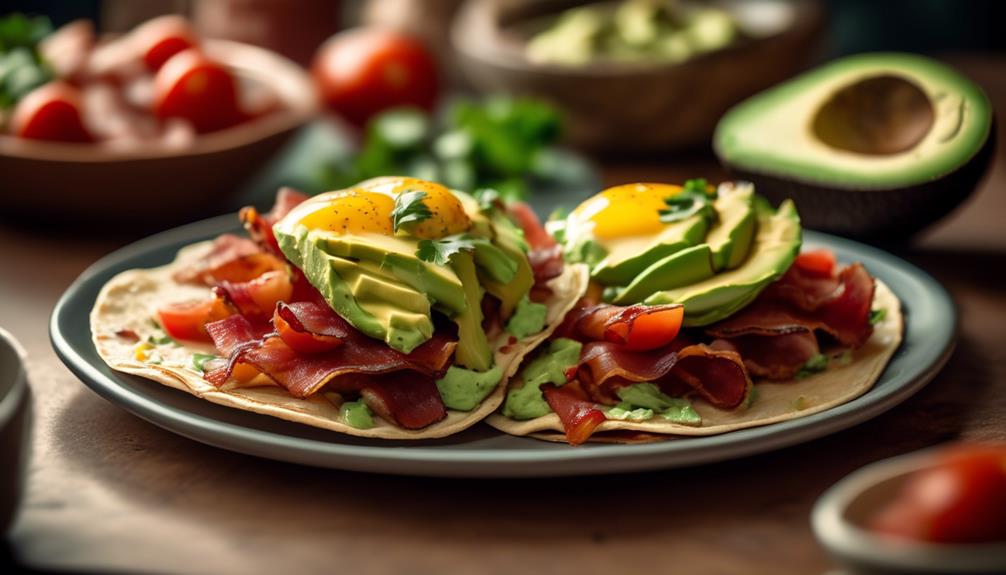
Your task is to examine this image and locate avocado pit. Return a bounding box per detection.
[811,75,935,156]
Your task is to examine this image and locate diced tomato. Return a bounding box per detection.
[869,443,1006,544]
[272,304,343,354]
[542,383,607,446]
[616,306,684,351]
[794,249,836,278]
[153,48,246,133]
[11,82,93,143]
[157,297,232,342]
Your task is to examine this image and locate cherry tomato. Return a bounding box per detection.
[621,306,684,351]
[795,249,837,278]
[869,444,1006,544]
[157,297,232,342]
[10,82,93,143]
[153,48,246,134]
[312,28,438,127]
[131,15,199,72]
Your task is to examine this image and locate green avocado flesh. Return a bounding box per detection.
[503,338,582,420]
[590,214,709,285]
[274,193,535,362]
[714,52,993,189]
[645,198,801,326]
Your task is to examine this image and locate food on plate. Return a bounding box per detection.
[487,180,903,444]
[90,177,586,438]
[868,443,1006,544]
[321,96,563,201]
[312,27,438,127]
[1,13,278,145]
[714,53,994,237]
[526,0,737,67]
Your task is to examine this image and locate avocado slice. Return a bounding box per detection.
[714,52,994,238]
[276,226,434,353]
[449,250,494,372]
[479,211,534,319]
[590,213,710,285]
[645,199,801,326]
[612,243,716,305]
[706,181,756,270]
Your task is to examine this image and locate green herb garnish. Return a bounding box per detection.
[148,333,175,346]
[416,234,481,266]
[796,353,829,379]
[869,308,887,325]
[192,353,219,372]
[659,178,715,223]
[0,14,53,109]
[474,188,501,212]
[390,190,432,233]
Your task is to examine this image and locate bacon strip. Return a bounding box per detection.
[508,202,564,283]
[557,301,683,351]
[173,234,284,285]
[240,187,309,255]
[360,375,447,429]
[706,262,876,380]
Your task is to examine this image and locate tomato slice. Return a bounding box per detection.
[542,383,606,446]
[869,443,1006,544]
[272,303,343,354]
[157,297,232,342]
[610,306,684,351]
[131,15,199,71]
[153,48,246,133]
[11,82,93,143]
[217,270,293,320]
[794,249,836,278]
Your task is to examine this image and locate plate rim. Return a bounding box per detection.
[49,213,957,477]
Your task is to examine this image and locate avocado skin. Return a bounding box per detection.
[720,124,995,240]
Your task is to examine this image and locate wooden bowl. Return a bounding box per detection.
[0,328,30,535]
[0,40,317,227]
[451,0,824,153]
[812,447,1006,574]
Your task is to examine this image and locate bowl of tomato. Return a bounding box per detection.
[0,15,317,225]
[812,443,1006,574]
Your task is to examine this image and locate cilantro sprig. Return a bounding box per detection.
[659,178,716,224]
[390,190,432,233]
[416,234,483,266]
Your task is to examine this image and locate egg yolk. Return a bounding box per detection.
[292,177,471,239]
[568,183,683,240]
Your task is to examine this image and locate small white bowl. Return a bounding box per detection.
[812,447,1006,575]
[0,327,30,534]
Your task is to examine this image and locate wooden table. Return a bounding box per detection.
[4,57,1005,574]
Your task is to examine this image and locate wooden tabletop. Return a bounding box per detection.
[4,56,1005,574]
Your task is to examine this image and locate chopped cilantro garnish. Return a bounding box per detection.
[192,353,219,372]
[869,308,887,325]
[659,178,716,223]
[796,353,829,379]
[416,234,482,266]
[148,333,175,346]
[390,190,432,233]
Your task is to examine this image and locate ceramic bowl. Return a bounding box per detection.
[0,39,317,226]
[451,0,823,153]
[0,328,30,534]
[812,447,1006,575]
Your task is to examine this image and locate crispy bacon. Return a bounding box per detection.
[212,270,294,321]
[173,234,285,286]
[542,383,606,445]
[706,262,876,379]
[508,202,564,283]
[576,341,750,409]
[360,375,447,429]
[240,187,309,255]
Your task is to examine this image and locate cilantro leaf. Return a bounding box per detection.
[391,190,432,233]
[416,234,480,266]
[796,353,829,379]
[869,308,887,325]
[659,178,716,223]
[192,353,219,372]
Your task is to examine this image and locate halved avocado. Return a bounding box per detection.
[714,52,994,239]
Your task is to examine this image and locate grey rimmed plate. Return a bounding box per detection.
[50,215,955,477]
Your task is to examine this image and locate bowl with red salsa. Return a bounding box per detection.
[812,443,1006,574]
[0,14,317,225]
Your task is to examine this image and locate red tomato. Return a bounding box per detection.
[869,444,1006,544]
[312,28,438,127]
[131,15,199,72]
[153,49,246,133]
[621,306,684,351]
[542,383,607,446]
[157,298,232,342]
[272,304,343,354]
[795,249,837,277]
[10,82,93,143]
